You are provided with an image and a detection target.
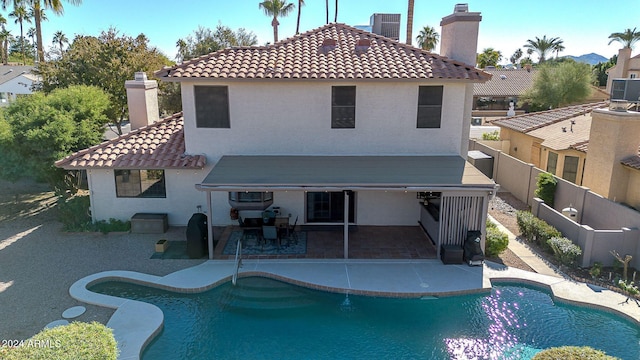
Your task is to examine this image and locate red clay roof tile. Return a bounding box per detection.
[155,23,490,82]
[55,112,206,170]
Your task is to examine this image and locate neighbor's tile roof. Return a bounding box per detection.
[473,68,536,97]
[491,102,608,133]
[570,140,589,153]
[55,112,206,170]
[621,148,640,170]
[527,112,593,151]
[156,23,491,82]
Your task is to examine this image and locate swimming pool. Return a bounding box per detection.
[90,277,640,359]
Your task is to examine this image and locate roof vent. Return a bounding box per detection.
[454,3,469,12]
[500,74,507,80]
[355,39,371,52]
[321,38,337,52]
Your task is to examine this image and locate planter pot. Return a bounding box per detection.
[155,239,169,253]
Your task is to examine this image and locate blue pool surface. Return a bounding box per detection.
[90,277,640,359]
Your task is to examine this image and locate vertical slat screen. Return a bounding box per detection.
[439,195,484,246]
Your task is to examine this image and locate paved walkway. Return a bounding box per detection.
[488,214,562,278]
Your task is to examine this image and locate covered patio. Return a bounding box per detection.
[197,155,496,260]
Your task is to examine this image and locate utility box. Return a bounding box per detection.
[441,244,464,264]
[131,213,168,233]
[467,150,494,178]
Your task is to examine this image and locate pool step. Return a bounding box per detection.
[219,277,316,311]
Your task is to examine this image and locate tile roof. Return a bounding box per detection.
[155,23,491,82]
[621,148,640,170]
[0,65,35,85]
[473,68,536,97]
[570,140,589,153]
[527,113,593,151]
[55,112,206,170]
[491,102,608,133]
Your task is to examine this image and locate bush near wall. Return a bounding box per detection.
[531,346,619,359]
[0,322,118,360]
[547,236,582,267]
[516,210,562,252]
[485,220,509,257]
[534,172,557,208]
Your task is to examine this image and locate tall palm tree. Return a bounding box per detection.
[0,13,6,30]
[14,0,81,63]
[333,0,337,22]
[406,0,414,45]
[608,28,640,49]
[259,0,295,43]
[52,30,67,54]
[524,35,561,63]
[415,25,438,51]
[9,4,30,64]
[325,0,328,24]
[26,27,36,61]
[0,29,11,64]
[295,0,304,34]
[552,39,565,59]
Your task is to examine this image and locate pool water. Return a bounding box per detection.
[90,277,640,359]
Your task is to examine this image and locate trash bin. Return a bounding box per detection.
[186,213,208,259]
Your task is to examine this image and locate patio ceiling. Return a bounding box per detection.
[196,155,495,191]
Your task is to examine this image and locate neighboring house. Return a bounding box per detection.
[473,67,536,112]
[581,108,640,210]
[56,6,496,260]
[606,48,640,93]
[491,102,608,185]
[0,65,38,105]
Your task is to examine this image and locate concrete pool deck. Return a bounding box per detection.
[70,259,640,360]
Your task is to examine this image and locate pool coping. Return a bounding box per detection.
[69,260,640,360]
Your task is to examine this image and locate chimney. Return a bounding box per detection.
[606,47,632,94]
[439,3,482,66]
[125,72,159,130]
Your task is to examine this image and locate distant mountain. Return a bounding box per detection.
[566,53,608,65]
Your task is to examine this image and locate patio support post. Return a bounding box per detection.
[206,190,214,260]
[343,190,349,259]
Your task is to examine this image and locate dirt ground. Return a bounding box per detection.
[487,192,534,272]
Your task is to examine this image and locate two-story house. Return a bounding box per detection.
[56,6,496,260]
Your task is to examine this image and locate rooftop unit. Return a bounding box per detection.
[369,13,400,40]
[611,78,640,102]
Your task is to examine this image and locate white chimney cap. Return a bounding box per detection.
[454,3,469,12]
[134,72,148,81]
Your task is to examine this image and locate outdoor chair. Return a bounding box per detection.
[262,225,279,246]
[283,216,298,245]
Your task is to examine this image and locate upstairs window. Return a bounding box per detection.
[195,86,230,128]
[417,86,443,128]
[115,170,166,198]
[331,86,356,128]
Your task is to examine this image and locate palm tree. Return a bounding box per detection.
[333,0,337,22]
[295,0,304,34]
[476,48,502,68]
[9,4,30,64]
[26,27,36,61]
[406,0,414,45]
[52,30,67,54]
[524,35,561,63]
[325,0,328,24]
[259,0,295,43]
[510,48,523,65]
[552,39,565,59]
[0,29,11,64]
[175,38,187,62]
[415,25,438,51]
[0,13,6,30]
[4,0,82,63]
[608,28,640,49]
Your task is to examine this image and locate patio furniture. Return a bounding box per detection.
[262,225,279,246]
[280,216,298,245]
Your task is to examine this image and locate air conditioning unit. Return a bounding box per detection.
[611,79,640,102]
[370,13,400,40]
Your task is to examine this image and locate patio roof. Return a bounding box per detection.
[196,155,495,191]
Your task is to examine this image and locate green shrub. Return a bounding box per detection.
[482,130,500,141]
[0,322,118,360]
[516,210,535,239]
[486,226,509,257]
[532,346,619,360]
[547,237,582,267]
[589,262,602,278]
[56,195,92,231]
[94,218,131,234]
[534,172,557,207]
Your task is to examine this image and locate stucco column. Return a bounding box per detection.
[207,191,214,260]
[343,190,349,259]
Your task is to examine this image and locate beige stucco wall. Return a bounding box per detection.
[499,128,538,166]
[626,168,640,209]
[180,80,471,161]
[539,148,587,185]
[583,109,640,201]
